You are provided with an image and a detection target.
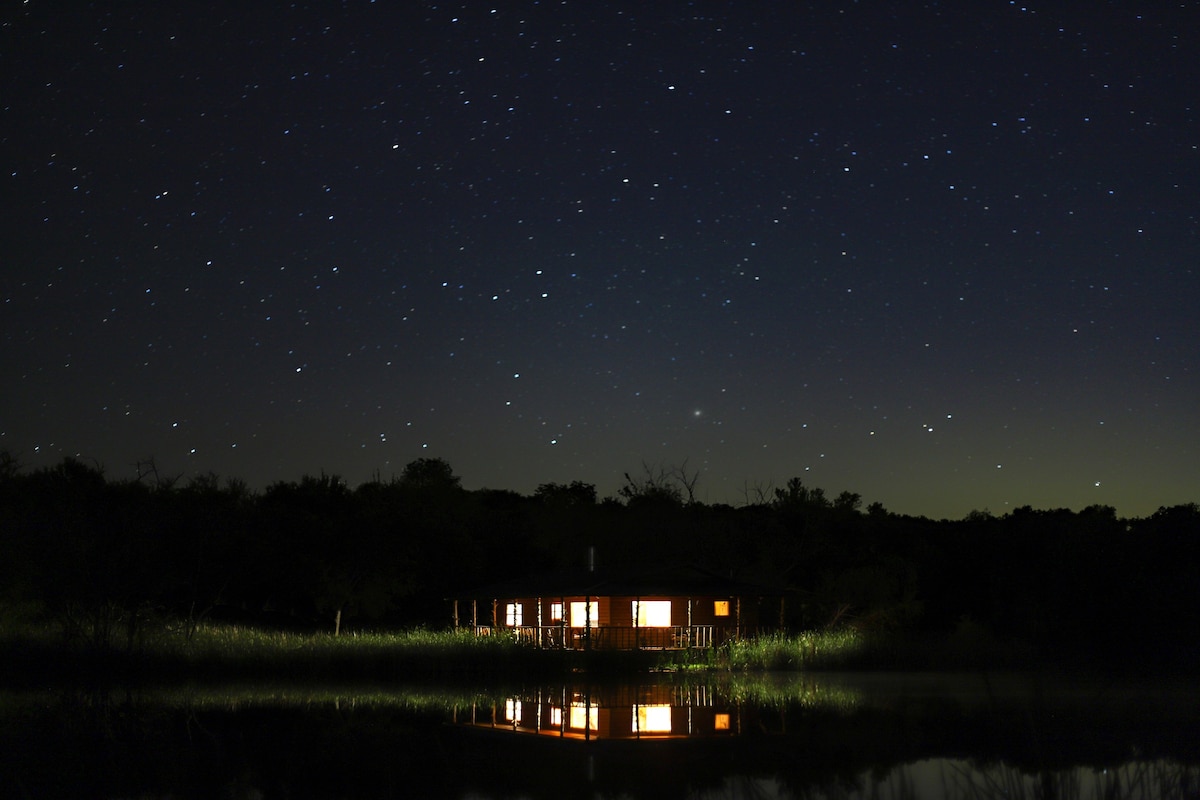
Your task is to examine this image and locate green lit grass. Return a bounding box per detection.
[722,630,869,671]
[164,623,502,660]
[716,628,1035,672]
[1,615,1036,686]
[0,619,551,685]
[149,623,550,682]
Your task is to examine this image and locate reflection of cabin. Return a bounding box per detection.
[453,563,782,650]
[454,683,751,741]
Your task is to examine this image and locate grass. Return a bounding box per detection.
[0,618,555,685]
[0,613,1039,686]
[151,623,563,682]
[721,629,869,671]
[167,622,496,660]
[697,626,1039,673]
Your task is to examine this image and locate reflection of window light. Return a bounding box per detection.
[570,703,598,730]
[633,600,672,627]
[549,601,563,621]
[505,602,523,626]
[635,705,672,733]
[714,600,730,617]
[714,713,731,731]
[505,699,521,723]
[570,601,598,627]
[550,707,563,726]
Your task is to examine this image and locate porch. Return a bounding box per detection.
[474,624,734,650]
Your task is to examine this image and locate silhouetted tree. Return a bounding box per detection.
[619,461,684,506]
[9,459,167,650]
[833,491,863,514]
[167,472,256,638]
[535,481,598,508]
[773,476,829,509]
[399,457,461,493]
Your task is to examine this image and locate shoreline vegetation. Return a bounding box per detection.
[0,618,1083,688]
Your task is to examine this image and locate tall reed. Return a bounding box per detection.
[722,630,868,671]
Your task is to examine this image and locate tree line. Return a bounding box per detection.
[1,454,1196,664]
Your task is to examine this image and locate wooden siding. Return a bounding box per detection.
[476,593,751,650]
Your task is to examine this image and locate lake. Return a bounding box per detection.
[1,671,1195,798]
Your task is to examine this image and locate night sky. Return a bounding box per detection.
[3,2,1197,519]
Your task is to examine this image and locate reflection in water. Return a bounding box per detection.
[694,760,1198,800]
[1,673,1196,799]
[452,675,1200,799]
[454,683,772,741]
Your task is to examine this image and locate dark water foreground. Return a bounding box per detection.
[1,672,1196,799]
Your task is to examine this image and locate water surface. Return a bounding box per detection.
[2,671,1195,798]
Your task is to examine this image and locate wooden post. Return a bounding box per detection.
[584,686,592,741]
[687,597,692,649]
[453,599,459,630]
[585,595,591,650]
[633,596,640,650]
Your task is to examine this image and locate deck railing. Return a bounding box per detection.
[474,624,739,650]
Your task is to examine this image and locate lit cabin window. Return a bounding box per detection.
[634,705,672,733]
[549,601,563,621]
[570,703,598,730]
[714,600,730,617]
[550,706,563,726]
[570,601,598,627]
[505,602,523,626]
[714,713,731,731]
[633,600,672,627]
[505,699,521,723]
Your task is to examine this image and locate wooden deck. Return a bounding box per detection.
[474,624,739,650]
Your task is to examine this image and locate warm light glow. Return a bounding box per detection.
[635,705,672,733]
[549,601,563,621]
[505,602,523,626]
[714,713,731,731]
[505,699,521,723]
[634,599,672,627]
[550,707,563,726]
[570,600,598,627]
[714,599,730,617]
[570,703,598,730]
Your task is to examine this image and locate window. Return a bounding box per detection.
[505,602,523,626]
[714,713,731,731]
[570,703,598,730]
[570,600,598,627]
[505,699,521,724]
[549,601,563,622]
[634,705,672,733]
[550,707,563,727]
[714,599,730,617]
[633,600,672,627]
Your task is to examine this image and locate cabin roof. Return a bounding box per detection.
[461,562,783,599]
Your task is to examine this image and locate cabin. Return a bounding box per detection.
[453,562,783,650]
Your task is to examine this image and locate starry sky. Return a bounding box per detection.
[3,2,1197,519]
